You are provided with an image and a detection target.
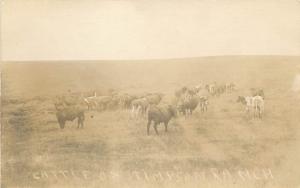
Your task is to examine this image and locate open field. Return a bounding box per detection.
[2,56,300,188]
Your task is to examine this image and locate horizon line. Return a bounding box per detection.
[1,55,300,63]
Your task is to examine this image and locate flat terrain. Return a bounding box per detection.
[2,56,300,188]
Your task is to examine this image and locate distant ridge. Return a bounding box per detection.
[2,55,300,64]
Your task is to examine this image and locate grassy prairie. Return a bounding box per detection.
[1,56,300,188]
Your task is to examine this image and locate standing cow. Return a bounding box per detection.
[177,96,200,117]
[147,104,177,135]
[54,102,85,129]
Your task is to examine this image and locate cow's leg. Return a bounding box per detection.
[164,121,168,132]
[142,107,146,118]
[245,107,250,118]
[258,107,262,119]
[77,118,80,128]
[59,121,65,129]
[136,106,141,119]
[255,106,260,117]
[77,116,83,129]
[147,120,151,135]
[144,107,149,118]
[81,119,84,128]
[131,106,135,119]
[154,122,159,135]
[80,114,85,128]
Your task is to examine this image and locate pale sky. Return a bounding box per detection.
[1,0,300,61]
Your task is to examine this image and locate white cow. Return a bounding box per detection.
[237,95,264,118]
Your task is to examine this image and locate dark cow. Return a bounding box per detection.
[177,96,200,117]
[147,104,177,135]
[54,103,85,129]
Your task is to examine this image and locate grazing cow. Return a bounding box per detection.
[131,98,149,119]
[177,96,200,117]
[237,95,264,118]
[147,104,177,135]
[199,96,209,112]
[54,103,85,129]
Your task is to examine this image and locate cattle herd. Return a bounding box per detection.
[54,82,265,134]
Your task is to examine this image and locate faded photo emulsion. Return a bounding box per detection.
[1,1,300,188]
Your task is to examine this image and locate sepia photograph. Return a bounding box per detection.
[1,1,300,188]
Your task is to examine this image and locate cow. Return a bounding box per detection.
[177,96,200,117]
[54,103,85,129]
[186,87,199,96]
[205,83,216,96]
[175,86,188,98]
[83,91,98,110]
[147,104,177,135]
[226,83,235,92]
[131,97,149,119]
[237,95,264,118]
[237,96,254,114]
[95,96,112,111]
[119,94,137,109]
[253,96,264,118]
[107,94,122,110]
[199,96,209,112]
